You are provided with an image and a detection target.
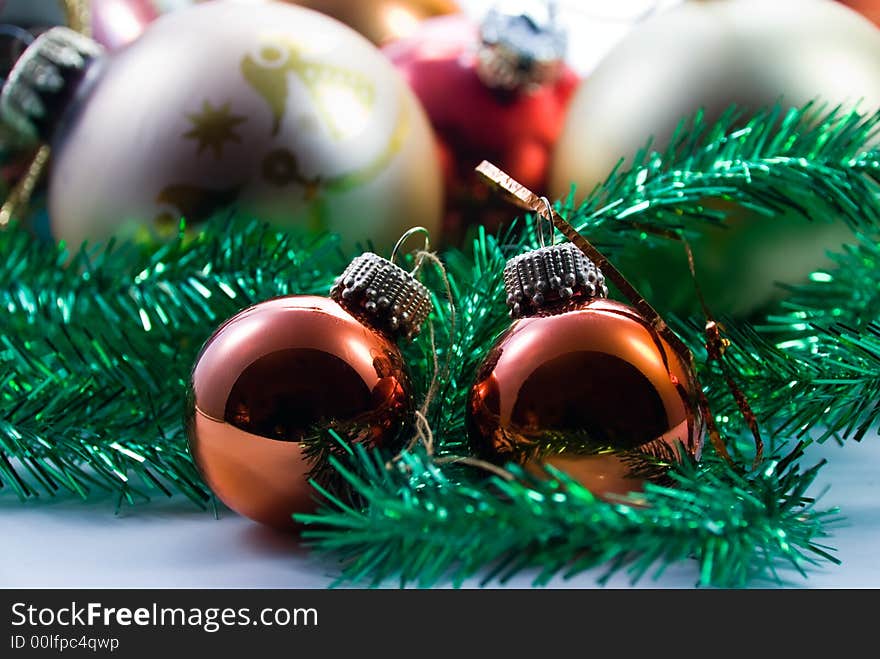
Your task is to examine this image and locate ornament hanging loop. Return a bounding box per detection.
[537,196,556,248]
[391,226,431,276]
[474,158,743,470]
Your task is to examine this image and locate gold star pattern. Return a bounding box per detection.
[183,101,247,159]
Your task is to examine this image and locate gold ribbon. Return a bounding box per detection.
[475,159,743,469]
[62,0,91,36]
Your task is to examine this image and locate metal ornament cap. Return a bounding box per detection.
[504,242,608,318]
[330,252,433,340]
[476,2,567,92]
[0,26,104,142]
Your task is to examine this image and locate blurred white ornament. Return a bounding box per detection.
[1,0,443,252]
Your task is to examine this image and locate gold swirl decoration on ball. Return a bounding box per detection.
[152,36,412,235]
[241,35,375,139]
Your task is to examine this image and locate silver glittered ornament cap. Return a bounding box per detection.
[330,252,433,340]
[476,1,567,92]
[504,242,608,318]
[0,26,104,142]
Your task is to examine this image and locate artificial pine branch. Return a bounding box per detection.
[562,103,880,250]
[296,443,839,588]
[1,218,343,339]
[298,102,879,586]
[676,317,880,448]
[1,101,878,587]
[0,219,342,501]
[672,235,880,447]
[407,225,514,458]
[765,236,880,333]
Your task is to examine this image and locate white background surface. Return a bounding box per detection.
[2,436,878,588]
[3,0,878,589]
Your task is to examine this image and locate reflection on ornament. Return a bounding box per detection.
[183,100,247,158]
[467,246,703,497]
[322,92,409,193]
[91,0,159,49]
[0,0,158,47]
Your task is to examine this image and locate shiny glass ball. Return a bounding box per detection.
[467,298,703,496]
[186,295,410,529]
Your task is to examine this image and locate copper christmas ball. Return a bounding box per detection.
[549,0,880,316]
[839,0,880,26]
[285,0,460,45]
[187,295,412,529]
[467,246,703,496]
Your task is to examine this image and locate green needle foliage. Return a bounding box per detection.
[676,316,880,448]
[0,222,343,503]
[0,102,878,586]
[564,102,880,248]
[767,236,880,333]
[297,443,839,588]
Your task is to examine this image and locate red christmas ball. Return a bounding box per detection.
[384,11,578,241]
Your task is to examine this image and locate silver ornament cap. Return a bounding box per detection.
[504,243,608,318]
[330,252,433,341]
[476,1,567,92]
[0,26,104,142]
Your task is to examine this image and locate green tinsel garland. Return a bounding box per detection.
[0,103,878,587]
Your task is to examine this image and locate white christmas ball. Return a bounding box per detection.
[47,0,443,252]
[549,0,880,315]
